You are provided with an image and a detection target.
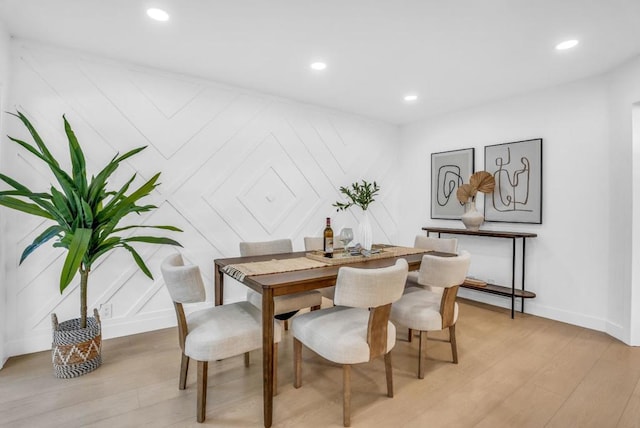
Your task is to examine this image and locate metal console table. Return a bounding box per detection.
[423,227,537,318]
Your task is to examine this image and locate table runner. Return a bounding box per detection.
[221,246,430,281]
[222,257,330,281]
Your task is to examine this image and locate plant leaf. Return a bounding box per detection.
[122,236,183,247]
[0,173,39,194]
[470,171,495,194]
[456,184,476,203]
[87,236,122,265]
[111,225,183,233]
[81,198,94,227]
[87,147,145,207]
[59,228,92,293]
[50,186,73,224]
[121,243,153,279]
[10,112,58,166]
[0,196,55,219]
[8,135,81,205]
[95,173,137,222]
[64,115,88,198]
[20,225,64,264]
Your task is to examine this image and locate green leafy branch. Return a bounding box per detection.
[333,180,380,211]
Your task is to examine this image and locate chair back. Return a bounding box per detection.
[414,235,458,253]
[417,251,471,289]
[334,259,409,308]
[239,239,293,257]
[303,236,324,251]
[160,253,206,304]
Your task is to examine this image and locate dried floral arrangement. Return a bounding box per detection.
[456,171,495,203]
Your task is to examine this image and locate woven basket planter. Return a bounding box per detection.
[51,308,102,379]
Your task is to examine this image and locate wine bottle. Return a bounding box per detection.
[323,217,334,258]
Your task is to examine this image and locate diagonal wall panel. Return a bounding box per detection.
[1,40,400,356]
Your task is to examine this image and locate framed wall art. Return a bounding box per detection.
[484,138,542,224]
[430,148,474,219]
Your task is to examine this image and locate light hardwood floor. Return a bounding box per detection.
[2,299,640,427]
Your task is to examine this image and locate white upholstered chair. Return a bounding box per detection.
[406,235,458,292]
[160,253,282,423]
[292,259,409,427]
[303,236,336,302]
[303,236,345,252]
[303,236,324,252]
[240,239,322,329]
[391,251,471,379]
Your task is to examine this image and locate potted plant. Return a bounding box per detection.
[333,180,380,250]
[0,111,182,378]
[456,171,495,230]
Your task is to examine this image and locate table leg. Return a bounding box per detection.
[262,287,275,427]
[214,263,224,306]
[522,238,527,314]
[511,238,516,319]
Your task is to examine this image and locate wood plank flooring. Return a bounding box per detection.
[1,299,640,427]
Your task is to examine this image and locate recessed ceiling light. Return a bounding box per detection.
[555,39,579,50]
[404,94,418,102]
[310,62,327,71]
[147,8,170,22]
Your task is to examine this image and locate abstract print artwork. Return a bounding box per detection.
[484,138,542,224]
[430,148,474,219]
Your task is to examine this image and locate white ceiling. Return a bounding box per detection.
[1,0,640,124]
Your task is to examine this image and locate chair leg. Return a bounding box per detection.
[294,338,302,388]
[284,319,289,331]
[273,343,278,396]
[343,364,351,427]
[449,325,458,364]
[418,331,427,379]
[197,360,208,423]
[179,352,189,390]
[384,352,393,398]
[244,351,250,368]
[408,328,413,342]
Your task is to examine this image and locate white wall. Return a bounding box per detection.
[3,39,639,364]
[0,20,10,367]
[607,55,640,344]
[399,77,615,335]
[0,40,400,359]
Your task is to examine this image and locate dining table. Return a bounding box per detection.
[213,246,436,428]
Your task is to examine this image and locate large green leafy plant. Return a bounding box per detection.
[0,111,182,328]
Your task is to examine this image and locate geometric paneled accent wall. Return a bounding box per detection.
[1,40,400,357]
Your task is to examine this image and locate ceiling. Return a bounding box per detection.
[1,0,640,124]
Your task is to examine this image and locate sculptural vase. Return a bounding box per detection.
[461,201,483,231]
[358,209,373,250]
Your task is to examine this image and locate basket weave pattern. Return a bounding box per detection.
[51,311,102,378]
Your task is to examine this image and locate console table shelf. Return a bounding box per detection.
[423,227,537,318]
[462,280,536,299]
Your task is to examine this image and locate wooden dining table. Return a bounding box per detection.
[213,248,432,428]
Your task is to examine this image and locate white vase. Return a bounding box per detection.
[358,209,373,250]
[461,201,484,231]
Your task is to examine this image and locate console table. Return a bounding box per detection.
[423,227,537,318]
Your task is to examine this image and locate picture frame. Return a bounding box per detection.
[430,148,475,219]
[484,138,542,224]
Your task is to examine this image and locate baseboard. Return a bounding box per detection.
[5,310,177,357]
[605,320,629,345]
[458,288,609,333]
